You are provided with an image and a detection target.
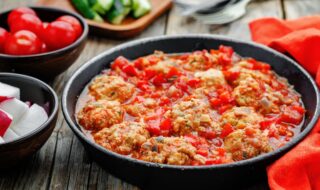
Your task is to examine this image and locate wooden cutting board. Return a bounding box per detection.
[37,0,172,38]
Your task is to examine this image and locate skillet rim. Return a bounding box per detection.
[62,34,320,170]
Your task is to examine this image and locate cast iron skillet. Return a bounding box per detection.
[62,35,320,189]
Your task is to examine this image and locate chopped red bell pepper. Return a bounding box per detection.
[160,118,172,131]
[144,69,157,79]
[133,57,145,70]
[219,45,234,57]
[187,78,201,88]
[152,74,166,86]
[220,123,234,138]
[122,65,138,76]
[111,56,129,70]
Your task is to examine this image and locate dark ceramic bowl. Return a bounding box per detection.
[0,6,88,80]
[0,73,58,169]
[62,35,320,189]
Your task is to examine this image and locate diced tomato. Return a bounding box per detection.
[152,74,166,86]
[196,148,208,157]
[212,138,223,147]
[219,45,234,57]
[148,55,160,65]
[218,54,232,65]
[218,91,233,104]
[218,104,232,114]
[259,118,277,130]
[184,134,200,147]
[166,67,180,78]
[144,69,157,79]
[209,97,221,108]
[216,147,225,156]
[160,118,172,131]
[137,80,149,91]
[159,97,170,106]
[146,125,161,136]
[245,128,255,137]
[223,70,240,82]
[122,65,138,76]
[176,81,189,93]
[133,57,145,70]
[248,58,271,71]
[205,157,222,165]
[191,160,201,166]
[220,123,234,138]
[111,56,129,70]
[199,130,216,139]
[292,106,305,115]
[279,106,304,125]
[187,78,201,88]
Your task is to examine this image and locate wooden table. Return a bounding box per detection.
[1,0,319,189]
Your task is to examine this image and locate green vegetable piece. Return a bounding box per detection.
[107,0,131,25]
[91,0,115,15]
[120,0,132,7]
[132,0,151,18]
[72,0,104,22]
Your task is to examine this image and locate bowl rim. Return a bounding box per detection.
[0,6,89,59]
[62,34,320,170]
[0,72,59,146]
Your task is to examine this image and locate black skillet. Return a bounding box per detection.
[62,35,320,190]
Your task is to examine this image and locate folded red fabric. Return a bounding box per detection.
[249,16,320,190]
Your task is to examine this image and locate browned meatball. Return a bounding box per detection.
[164,98,219,135]
[89,75,135,102]
[139,137,205,165]
[77,100,124,131]
[94,122,150,155]
[221,107,263,129]
[224,129,272,161]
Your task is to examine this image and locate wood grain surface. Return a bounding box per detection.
[0,0,318,189]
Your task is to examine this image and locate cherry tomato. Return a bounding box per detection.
[42,21,77,50]
[4,30,42,55]
[56,15,82,38]
[10,14,42,36]
[0,27,9,53]
[7,7,36,26]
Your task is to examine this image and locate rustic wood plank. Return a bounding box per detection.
[284,0,320,18]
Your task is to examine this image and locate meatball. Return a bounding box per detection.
[233,77,287,114]
[165,98,219,135]
[195,68,227,87]
[182,51,218,71]
[89,75,135,102]
[94,122,150,155]
[77,100,124,131]
[221,107,263,129]
[139,136,202,165]
[224,129,272,161]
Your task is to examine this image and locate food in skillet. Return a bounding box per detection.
[76,45,305,166]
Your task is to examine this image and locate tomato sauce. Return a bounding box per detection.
[76,46,305,165]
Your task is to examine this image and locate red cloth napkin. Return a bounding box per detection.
[249,16,320,190]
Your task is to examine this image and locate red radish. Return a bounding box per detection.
[3,128,19,142]
[0,98,28,124]
[0,109,13,136]
[11,104,48,136]
[0,82,20,99]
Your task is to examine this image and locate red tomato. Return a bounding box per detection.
[56,15,82,38]
[122,65,138,76]
[4,30,42,55]
[187,78,201,88]
[112,56,129,70]
[42,21,77,50]
[152,74,166,86]
[159,118,172,131]
[7,7,36,25]
[279,106,304,125]
[10,14,42,36]
[220,123,234,138]
[0,27,9,53]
